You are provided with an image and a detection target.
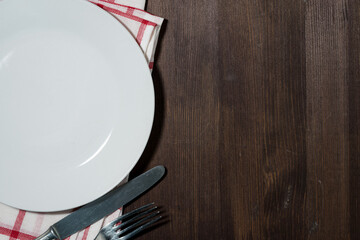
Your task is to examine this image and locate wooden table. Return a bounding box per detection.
[125,0,360,239]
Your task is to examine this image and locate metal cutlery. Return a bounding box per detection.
[95,203,161,240]
[35,166,165,240]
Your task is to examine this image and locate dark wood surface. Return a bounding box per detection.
[125,0,360,239]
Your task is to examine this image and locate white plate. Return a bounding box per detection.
[0,0,154,211]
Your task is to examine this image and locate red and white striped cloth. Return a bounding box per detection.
[0,1,163,239]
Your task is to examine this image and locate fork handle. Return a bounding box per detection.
[34,228,58,240]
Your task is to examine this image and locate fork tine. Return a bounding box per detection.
[119,215,162,240]
[108,203,155,226]
[118,210,160,236]
[95,203,163,240]
[114,206,158,231]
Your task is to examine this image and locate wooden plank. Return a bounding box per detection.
[348,0,360,238]
[219,0,306,239]
[132,0,222,239]
[305,1,350,239]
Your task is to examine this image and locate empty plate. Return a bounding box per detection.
[0,0,154,211]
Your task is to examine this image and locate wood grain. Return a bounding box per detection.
[125,0,360,239]
[349,0,360,239]
[305,1,350,239]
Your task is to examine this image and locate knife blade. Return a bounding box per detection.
[35,165,165,240]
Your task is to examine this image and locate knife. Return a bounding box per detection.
[35,165,165,240]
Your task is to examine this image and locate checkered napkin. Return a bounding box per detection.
[0,1,163,240]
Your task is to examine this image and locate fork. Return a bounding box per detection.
[94,203,161,240]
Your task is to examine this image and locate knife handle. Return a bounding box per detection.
[34,228,58,240]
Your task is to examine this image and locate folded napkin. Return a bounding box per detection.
[0,1,163,240]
